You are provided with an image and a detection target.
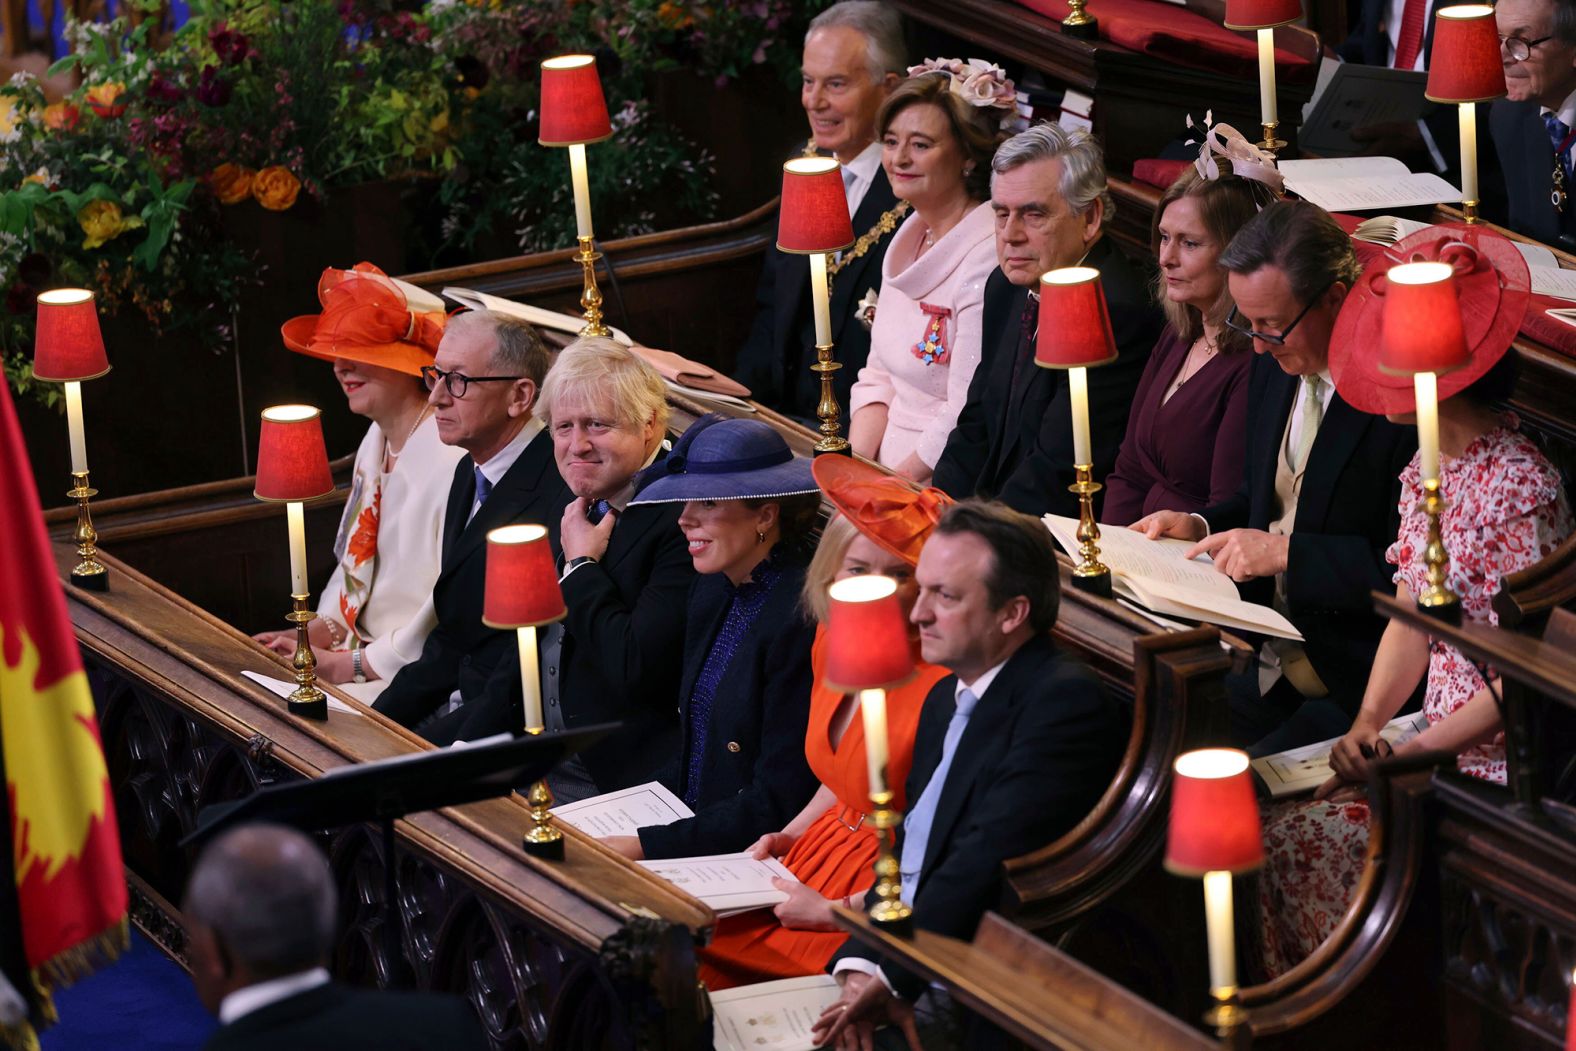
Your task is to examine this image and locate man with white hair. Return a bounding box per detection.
[933,123,1162,517]
[733,1,906,422]
[185,823,485,1049]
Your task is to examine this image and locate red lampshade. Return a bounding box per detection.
[822,576,915,692]
[778,157,854,255]
[1565,973,1575,1051]
[1426,6,1505,103]
[1223,0,1302,29]
[1380,262,1469,375]
[33,288,109,382]
[1036,267,1118,369]
[1165,749,1264,876]
[254,405,334,502]
[539,55,613,147]
[482,524,566,628]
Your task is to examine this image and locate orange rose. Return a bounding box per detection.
[209,163,254,205]
[252,165,301,211]
[84,82,126,119]
[42,102,79,131]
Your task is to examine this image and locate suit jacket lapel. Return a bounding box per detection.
[1253,365,1297,520]
[447,434,554,571]
[1295,392,1369,533]
[440,456,474,562]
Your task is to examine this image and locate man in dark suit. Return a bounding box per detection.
[186,824,485,1051]
[1341,0,1443,67]
[1137,202,1416,755]
[732,1,906,422]
[933,123,1162,517]
[372,311,569,743]
[811,501,1125,1048]
[458,338,693,801]
[1490,0,1576,248]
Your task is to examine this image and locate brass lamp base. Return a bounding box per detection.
[67,470,108,591]
[1062,0,1098,39]
[867,793,912,935]
[1068,465,1112,597]
[1204,988,1249,1041]
[1258,121,1287,155]
[285,595,328,720]
[1461,198,1481,224]
[576,234,611,338]
[1416,477,1461,623]
[812,340,851,456]
[521,772,565,860]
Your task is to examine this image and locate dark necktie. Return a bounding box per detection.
[1393,0,1426,71]
[1008,294,1039,393]
[472,466,492,507]
[586,499,613,525]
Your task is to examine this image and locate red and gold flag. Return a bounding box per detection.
[0,380,126,1050]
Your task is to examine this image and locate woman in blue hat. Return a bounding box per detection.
[600,415,824,860]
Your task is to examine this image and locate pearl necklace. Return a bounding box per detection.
[383,406,429,471]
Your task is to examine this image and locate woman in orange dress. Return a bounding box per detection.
[698,457,951,990]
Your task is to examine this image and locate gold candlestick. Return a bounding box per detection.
[1461,199,1481,224]
[575,234,610,338]
[1204,990,1249,1041]
[1258,120,1286,154]
[1068,464,1111,596]
[866,790,912,933]
[521,729,565,859]
[812,339,850,456]
[1416,478,1461,622]
[67,469,108,591]
[1062,0,1098,39]
[284,594,328,720]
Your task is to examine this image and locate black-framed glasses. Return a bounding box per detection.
[1500,33,1554,62]
[421,364,523,399]
[1224,281,1334,346]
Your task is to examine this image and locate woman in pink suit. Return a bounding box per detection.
[848,59,1014,484]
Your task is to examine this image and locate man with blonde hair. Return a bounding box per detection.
[457,338,693,802]
[373,310,570,743]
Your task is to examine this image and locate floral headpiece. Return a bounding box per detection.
[907,57,1017,119]
[1184,112,1285,200]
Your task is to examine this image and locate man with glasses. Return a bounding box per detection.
[1491,0,1576,247]
[373,309,572,741]
[1135,202,1416,754]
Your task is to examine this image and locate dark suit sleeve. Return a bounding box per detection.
[371,626,457,728]
[1283,429,1412,613]
[638,615,818,858]
[932,271,1015,499]
[560,523,694,698]
[732,249,784,402]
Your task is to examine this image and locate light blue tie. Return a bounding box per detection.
[898,687,979,904]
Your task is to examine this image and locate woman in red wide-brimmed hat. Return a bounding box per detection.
[255,263,464,700]
[1256,227,1573,977]
[697,456,952,990]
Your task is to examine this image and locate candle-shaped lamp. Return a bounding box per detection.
[1037,266,1118,597]
[824,574,915,932]
[1167,748,1264,1039]
[34,288,112,590]
[1426,6,1505,224]
[1224,0,1303,152]
[779,156,855,455]
[540,54,614,336]
[254,405,334,719]
[1381,261,1469,620]
[482,523,569,858]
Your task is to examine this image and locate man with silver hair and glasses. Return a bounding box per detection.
[732,1,906,422]
[185,823,485,1049]
[933,122,1162,516]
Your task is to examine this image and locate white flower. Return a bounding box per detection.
[857,288,879,331]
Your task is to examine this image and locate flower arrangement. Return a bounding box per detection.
[906,57,1018,115]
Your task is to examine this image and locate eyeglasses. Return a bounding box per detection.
[1500,33,1554,62]
[1223,281,1333,346]
[420,364,523,399]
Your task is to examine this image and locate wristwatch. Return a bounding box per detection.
[564,555,599,574]
[351,645,367,684]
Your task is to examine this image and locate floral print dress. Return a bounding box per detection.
[1257,427,1572,977]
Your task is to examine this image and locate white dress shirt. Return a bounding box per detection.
[217,967,331,1025]
[468,416,546,523]
[842,140,883,218]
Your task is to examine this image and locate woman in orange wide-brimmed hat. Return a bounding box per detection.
[698,456,952,990]
[254,263,465,700]
[1257,226,1573,978]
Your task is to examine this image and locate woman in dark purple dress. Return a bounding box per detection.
[1101,133,1282,526]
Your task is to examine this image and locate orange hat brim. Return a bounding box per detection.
[281,312,439,378]
[813,455,953,566]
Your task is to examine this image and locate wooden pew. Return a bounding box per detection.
[65,543,713,1049]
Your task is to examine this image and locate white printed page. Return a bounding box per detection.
[1285,173,1462,212]
[553,782,694,837]
[1251,712,1429,797]
[639,853,798,913]
[240,670,361,716]
[1043,515,1238,599]
[710,976,843,1051]
[1120,575,1304,641]
[1531,266,1576,301]
[1279,156,1413,181]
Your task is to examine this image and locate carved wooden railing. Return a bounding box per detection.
[63,543,713,1050]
